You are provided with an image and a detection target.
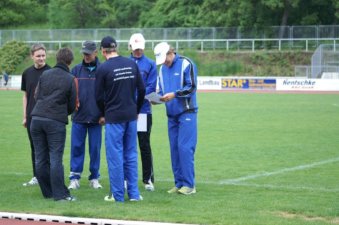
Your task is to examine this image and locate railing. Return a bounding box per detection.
[24,38,339,52]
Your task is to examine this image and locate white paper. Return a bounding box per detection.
[137,113,147,132]
[145,92,163,104]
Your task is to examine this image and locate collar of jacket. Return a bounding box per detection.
[130,53,145,61]
[54,63,70,72]
[82,57,99,67]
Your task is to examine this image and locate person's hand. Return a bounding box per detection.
[150,101,161,105]
[160,92,175,102]
[76,100,80,111]
[22,118,27,128]
[98,117,105,125]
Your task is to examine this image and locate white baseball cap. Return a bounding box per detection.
[129,33,145,50]
[154,42,170,65]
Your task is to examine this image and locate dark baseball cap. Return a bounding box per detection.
[100,36,117,49]
[81,41,97,54]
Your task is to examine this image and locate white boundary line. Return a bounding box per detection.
[219,157,339,184]
[224,182,339,192]
[3,157,339,193]
[0,212,195,225]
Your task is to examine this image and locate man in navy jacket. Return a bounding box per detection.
[95,36,145,202]
[68,41,103,190]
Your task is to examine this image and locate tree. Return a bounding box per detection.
[48,0,101,28]
[97,0,154,28]
[139,0,203,27]
[0,0,47,28]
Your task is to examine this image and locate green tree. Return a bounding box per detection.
[97,0,154,28]
[48,0,101,28]
[0,0,47,28]
[139,0,203,27]
[195,0,230,27]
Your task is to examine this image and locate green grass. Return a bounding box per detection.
[0,91,338,225]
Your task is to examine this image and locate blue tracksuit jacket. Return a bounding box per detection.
[130,54,157,114]
[158,54,198,117]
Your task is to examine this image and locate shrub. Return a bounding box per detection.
[0,41,29,74]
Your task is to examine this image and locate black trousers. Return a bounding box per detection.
[26,116,36,177]
[30,118,70,200]
[137,114,154,184]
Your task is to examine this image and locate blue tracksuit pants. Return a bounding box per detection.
[105,120,140,202]
[167,112,197,189]
[70,122,102,180]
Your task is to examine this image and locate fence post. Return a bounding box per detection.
[306,39,308,52]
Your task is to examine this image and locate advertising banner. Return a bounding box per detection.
[220,78,276,89]
[276,79,339,91]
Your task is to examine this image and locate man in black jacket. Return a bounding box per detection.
[30,47,78,201]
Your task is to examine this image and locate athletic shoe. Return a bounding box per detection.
[104,194,115,202]
[130,195,143,202]
[23,177,38,186]
[178,186,196,195]
[68,179,80,190]
[144,181,154,191]
[89,179,102,189]
[167,187,179,194]
[57,196,76,202]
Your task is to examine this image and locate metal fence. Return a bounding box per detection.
[295,44,339,78]
[311,44,339,78]
[1,25,339,51]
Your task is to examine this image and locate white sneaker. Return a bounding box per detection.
[104,194,115,202]
[89,179,102,189]
[23,177,38,186]
[145,181,154,191]
[130,195,143,202]
[68,179,80,190]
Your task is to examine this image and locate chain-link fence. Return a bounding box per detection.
[1,25,339,51]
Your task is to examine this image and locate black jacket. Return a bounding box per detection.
[31,63,77,124]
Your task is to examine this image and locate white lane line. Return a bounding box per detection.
[220,156,339,184]
[225,182,339,193]
[2,173,338,193]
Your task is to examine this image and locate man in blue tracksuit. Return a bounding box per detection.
[154,42,198,195]
[95,36,145,202]
[68,41,102,190]
[129,33,158,191]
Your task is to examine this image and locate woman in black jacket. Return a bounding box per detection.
[30,47,78,201]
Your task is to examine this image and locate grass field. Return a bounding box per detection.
[0,90,338,225]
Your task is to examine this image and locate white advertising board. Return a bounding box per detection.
[276,78,339,91]
[197,77,222,90]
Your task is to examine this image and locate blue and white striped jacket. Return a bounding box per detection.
[158,54,198,117]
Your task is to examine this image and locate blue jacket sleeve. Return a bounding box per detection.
[145,61,158,95]
[175,61,197,98]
